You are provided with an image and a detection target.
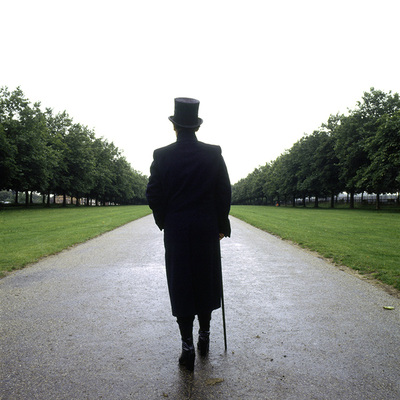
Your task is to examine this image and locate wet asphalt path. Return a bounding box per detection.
[1,215,400,400]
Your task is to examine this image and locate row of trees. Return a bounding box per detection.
[232,88,400,209]
[0,87,147,206]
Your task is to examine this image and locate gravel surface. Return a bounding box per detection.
[1,215,399,399]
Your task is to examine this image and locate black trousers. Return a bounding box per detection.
[177,312,212,340]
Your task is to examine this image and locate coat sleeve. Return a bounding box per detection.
[146,151,166,230]
[216,148,232,237]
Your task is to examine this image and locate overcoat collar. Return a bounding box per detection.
[177,132,198,142]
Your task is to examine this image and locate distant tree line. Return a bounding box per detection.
[0,87,148,206]
[232,88,400,209]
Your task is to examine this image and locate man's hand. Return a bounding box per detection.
[219,233,225,240]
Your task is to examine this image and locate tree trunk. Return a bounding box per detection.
[376,193,380,210]
[63,193,67,207]
[25,190,29,206]
[314,195,319,208]
[350,191,354,209]
[15,191,18,204]
[330,191,335,208]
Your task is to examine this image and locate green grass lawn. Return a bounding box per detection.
[230,205,400,291]
[0,205,151,276]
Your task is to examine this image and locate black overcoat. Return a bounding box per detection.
[146,132,231,317]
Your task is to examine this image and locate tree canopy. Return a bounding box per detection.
[0,87,147,205]
[232,88,400,209]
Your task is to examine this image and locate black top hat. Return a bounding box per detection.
[168,97,203,128]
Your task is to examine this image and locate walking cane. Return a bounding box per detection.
[219,234,227,351]
[221,264,227,351]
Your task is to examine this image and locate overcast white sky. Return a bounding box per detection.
[1,0,399,183]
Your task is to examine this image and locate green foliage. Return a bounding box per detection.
[231,205,400,291]
[0,206,151,275]
[232,88,400,209]
[0,87,148,205]
[362,111,400,195]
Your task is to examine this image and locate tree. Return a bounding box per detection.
[232,177,252,205]
[0,87,49,204]
[1,86,148,206]
[64,123,95,205]
[277,147,301,206]
[244,166,268,204]
[0,122,17,190]
[130,170,148,204]
[0,87,26,199]
[321,114,344,207]
[90,138,119,205]
[231,88,400,208]
[111,156,133,204]
[312,130,342,208]
[334,88,400,208]
[19,102,51,203]
[362,111,400,208]
[44,109,72,205]
[295,134,325,207]
[334,114,364,207]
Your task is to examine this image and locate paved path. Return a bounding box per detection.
[1,215,400,400]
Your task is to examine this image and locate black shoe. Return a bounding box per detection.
[197,330,210,356]
[179,338,195,371]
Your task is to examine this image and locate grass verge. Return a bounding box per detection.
[230,205,400,291]
[0,205,151,276]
